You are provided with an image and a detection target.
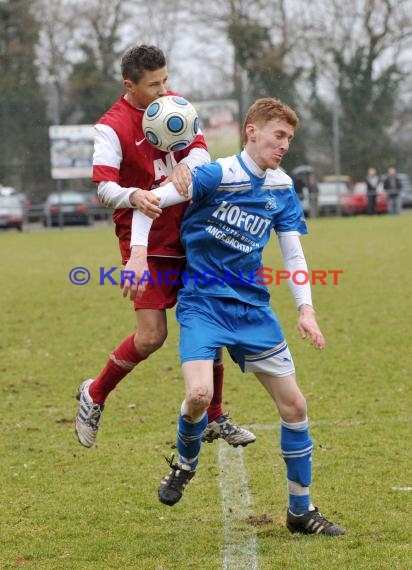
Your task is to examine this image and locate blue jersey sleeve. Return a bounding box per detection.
[275,189,308,235]
[191,162,223,202]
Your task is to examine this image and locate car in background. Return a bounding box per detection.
[43,191,92,227]
[0,194,24,231]
[0,186,32,206]
[398,172,412,208]
[0,186,42,222]
[14,192,41,222]
[15,192,33,208]
[317,181,349,216]
[291,164,313,217]
[84,191,111,221]
[0,185,17,197]
[340,182,388,215]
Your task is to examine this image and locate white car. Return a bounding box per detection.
[317,181,349,216]
[398,173,412,208]
[0,194,24,231]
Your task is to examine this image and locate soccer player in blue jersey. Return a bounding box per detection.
[123,98,345,536]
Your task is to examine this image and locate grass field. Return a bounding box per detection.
[0,214,411,569]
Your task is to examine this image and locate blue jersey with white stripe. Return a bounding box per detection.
[180,153,307,306]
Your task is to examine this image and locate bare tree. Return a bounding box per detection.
[123,0,186,55]
[303,0,412,178]
[0,0,51,195]
[34,0,82,122]
[30,0,412,176]
[75,0,128,77]
[35,0,134,123]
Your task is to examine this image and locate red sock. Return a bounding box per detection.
[89,334,145,404]
[207,363,224,422]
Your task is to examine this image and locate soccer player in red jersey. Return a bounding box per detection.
[75,44,256,449]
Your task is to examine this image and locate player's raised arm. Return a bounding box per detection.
[162,163,192,197]
[129,188,162,218]
[163,148,210,197]
[121,181,193,300]
[131,180,193,244]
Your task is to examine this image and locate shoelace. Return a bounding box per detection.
[219,417,241,436]
[164,454,177,469]
[163,455,191,487]
[86,404,102,429]
[308,509,335,530]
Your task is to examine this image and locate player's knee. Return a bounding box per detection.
[135,329,167,355]
[187,386,212,411]
[282,393,307,423]
[292,394,307,420]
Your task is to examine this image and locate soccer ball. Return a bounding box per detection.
[143,95,200,152]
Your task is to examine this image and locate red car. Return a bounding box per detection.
[341,182,388,215]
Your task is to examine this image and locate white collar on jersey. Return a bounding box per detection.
[240,149,266,179]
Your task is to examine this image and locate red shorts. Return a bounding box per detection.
[133,256,186,310]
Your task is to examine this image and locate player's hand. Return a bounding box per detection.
[161,163,192,197]
[121,246,149,301]
[297,304,325,350]
[130,189,162,219]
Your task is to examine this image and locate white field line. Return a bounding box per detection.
[217,440,259,570]
[247,415,412,431]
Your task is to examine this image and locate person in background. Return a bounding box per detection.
[365,167,379,215]
[383,166,402,215]
[307,173,319,218]
[293,176,305,202]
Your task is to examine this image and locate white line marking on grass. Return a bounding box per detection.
[217,440,258,570]
[392,486,412,491]
[248,415,412,432]
[248,420,364,431]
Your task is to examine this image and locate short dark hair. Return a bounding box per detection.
[242,98,299,144]
[121,45,166,83]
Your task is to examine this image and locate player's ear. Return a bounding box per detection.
[245,123,256,142]
[124,79,133,92]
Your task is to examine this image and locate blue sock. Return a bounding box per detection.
[177,411,208,472]
[281,418,313,515]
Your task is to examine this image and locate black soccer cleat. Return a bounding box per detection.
[286,506,346,536]
[158,455,195,506]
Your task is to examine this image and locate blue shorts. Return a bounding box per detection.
[176,294,295,377]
